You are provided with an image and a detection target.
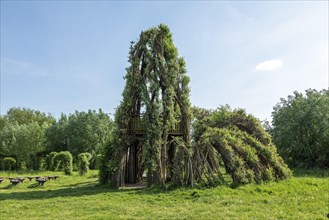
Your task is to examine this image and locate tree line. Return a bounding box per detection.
[0,88,328,172]
[0,108,114,171]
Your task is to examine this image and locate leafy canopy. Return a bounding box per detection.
[272,89,329,168]
[45,109,114,158]
[192,105,291,186]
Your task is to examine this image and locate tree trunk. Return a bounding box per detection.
[167,141,175,181]
[161,130,168,184]
[127,145,136,183]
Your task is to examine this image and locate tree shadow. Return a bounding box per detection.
[3,169,325,201]
[0,183,17,190]
[27,183,40,188]
[60,179,98,188]
[0,183,116,201]
[292,168,329,178]
[0,182,185,201]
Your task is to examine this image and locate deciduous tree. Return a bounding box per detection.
[272,89,329,168]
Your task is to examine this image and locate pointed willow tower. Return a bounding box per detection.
[100,24,291,188]
[100,24,192,187]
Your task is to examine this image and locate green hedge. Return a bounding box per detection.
[46,152,58,170]
[51,151,73,175]
[3,157,16,171]
[95,154,102,170]
[78,153,92,175]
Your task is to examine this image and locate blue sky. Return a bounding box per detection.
[1,1,328,121]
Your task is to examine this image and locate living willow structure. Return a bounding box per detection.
[99,24,291,188]
[191,106,291,186]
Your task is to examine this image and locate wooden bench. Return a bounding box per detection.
[10,179,20,186]
[47,175,59,180]
[17,177,25,183]
[36,178,47,186]
[27,176,41,181]
[27,176,37,181]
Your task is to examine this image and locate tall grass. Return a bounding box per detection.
[0,169,328,219]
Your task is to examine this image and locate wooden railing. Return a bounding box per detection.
[129,117,144,134]
[129,117,183,135]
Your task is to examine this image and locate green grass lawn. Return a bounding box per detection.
[0,169,328,219]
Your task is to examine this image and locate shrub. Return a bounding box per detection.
[3,157,16,171]
[78,153,92,175]
[46,152,58,170]
[51,151,73,175]
[95,154,102,170]
[88,151,98,169]
[30,154,47,171]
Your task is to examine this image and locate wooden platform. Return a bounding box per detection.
[129,117,183,135]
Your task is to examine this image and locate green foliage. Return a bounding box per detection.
[0,122,47,168]
[0,157,3,170]
[209,105,271,145]
[0,107,54,170]
[45,110,114,158]
[88,151,99,169]
[46,152,58,170]
[100,24,191,186]
[3,157,16,170]
[29,154,47,171]
[192,105,291,186]
[0,116,9,130]
[272,89,329,168]
[78,152,92,175]
[44,114,69,153]
[4,107,55,126]
[99,140,117,185]
[1,108,113,171]
[94,154,102,170]
[51,151,73,175]
[100,24,290,188]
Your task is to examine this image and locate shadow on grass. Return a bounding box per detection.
[60,179,99,188]
[292,168,329,178]
[0,181,184,201]
[0,184,16,190]
[27,183,40,189]
[2,169,327,201]
[0,183,117,201]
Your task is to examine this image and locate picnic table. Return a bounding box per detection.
[27,176,40,181]
[3,175,58,186]
[47,175,59,180]
[17,177,25,183]
[36,177,47,186]
[10,179,20,186]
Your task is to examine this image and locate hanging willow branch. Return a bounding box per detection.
[99,24,291,188]
[192,106,291,186]
[99,24,192,187]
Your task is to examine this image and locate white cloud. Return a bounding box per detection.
[255,59,283,71]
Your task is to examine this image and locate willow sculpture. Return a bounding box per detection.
[99,24,192,187]
[191,106,291,186]
[99,24,291,188]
